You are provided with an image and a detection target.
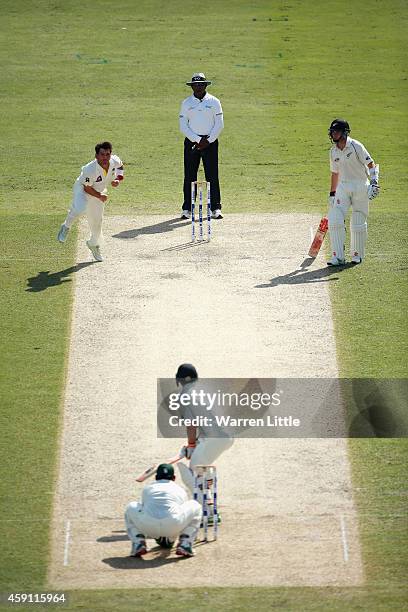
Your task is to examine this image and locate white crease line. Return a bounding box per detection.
[340,515,349,562]
[310,226,314,241]
[63,520,71,566]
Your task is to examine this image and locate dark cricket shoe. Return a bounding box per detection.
[181,210,190,219]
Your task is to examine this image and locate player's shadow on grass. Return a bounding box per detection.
[112,217,189,240]
[256,258,354,288]
[26,262,95,293]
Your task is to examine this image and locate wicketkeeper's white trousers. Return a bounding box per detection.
[125,500,202,542]
[64,184,105,247]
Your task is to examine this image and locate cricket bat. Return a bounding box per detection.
[135,452,185,482]
[308,216,328,258]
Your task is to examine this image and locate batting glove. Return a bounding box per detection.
[368,181,380,200]
[181,444,196,459]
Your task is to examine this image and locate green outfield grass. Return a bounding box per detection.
[0,0,407,610]
[5,585,408,612]
[0,215,78,591]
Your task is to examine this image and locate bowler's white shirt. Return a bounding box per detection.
[330,137,373,182]
[75,154,124,197]
[179,93,224,143]
[141,480,188,519]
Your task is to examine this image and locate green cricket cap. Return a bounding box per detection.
[156,464,175,480]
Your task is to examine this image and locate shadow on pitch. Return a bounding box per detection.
[256,258,355,288]
[100,529,214,568]
[161,240,210,252]
[102,546,186,569]
[97,531,129,543]
[112,217,189,240]
[26,262,95,293]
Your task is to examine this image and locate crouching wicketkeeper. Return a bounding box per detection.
[125,463,202,558]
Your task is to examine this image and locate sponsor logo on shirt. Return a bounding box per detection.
[365,156,370,160]
[85,178,90,182]
[96,175,102,182]
[346,152,353,157]
[334,158,340,162]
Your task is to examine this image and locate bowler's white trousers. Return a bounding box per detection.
[63,183,105,247]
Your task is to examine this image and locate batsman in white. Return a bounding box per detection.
[125,463,202,558]
[57,141,124,262]
[327,119,380,266]
[174,363,234,514]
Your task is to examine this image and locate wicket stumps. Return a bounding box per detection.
[193,465,218,542]
[191,181,211,242]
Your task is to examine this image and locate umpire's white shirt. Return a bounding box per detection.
[74,154,124,200]
[179,93,224,143]
[330,137,373,183]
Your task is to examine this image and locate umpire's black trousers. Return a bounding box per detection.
[183,138,221,211]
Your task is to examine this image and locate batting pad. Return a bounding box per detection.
[328,207,346,259]
[177,461,195,493]
[350,211,367,259]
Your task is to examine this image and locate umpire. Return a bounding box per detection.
[179,73,224,219]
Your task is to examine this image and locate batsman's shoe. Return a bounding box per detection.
[327,256,345,266]
[351,255,362,265]
[212,209,223,219]
[155,537,174,549]
[86,241,103,262]
[130,535,147,557]
[57,224,70,243]
[200,513,221,528]
[181,209,190,219]
[176,535,194,557]
[207,513,221,526]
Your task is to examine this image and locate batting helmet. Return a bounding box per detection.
[328,118,350,142]
[175,363,198,382]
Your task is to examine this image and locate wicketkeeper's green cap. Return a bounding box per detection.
[156,464,175,480]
